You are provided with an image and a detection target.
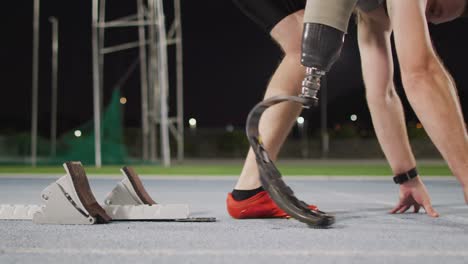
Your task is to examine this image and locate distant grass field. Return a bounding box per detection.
[0,162,452,176]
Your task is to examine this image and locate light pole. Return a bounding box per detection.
[49,17,59,157]
[31,0,40,166]
[320,77,329,158]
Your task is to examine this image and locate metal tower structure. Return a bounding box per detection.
[91,0,184,168]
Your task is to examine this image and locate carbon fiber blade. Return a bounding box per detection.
[246,96,335,228]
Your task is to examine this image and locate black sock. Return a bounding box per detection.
[231,186,264,201]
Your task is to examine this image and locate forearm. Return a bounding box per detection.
[358,11,416,174]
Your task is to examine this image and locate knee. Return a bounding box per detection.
[281,51,302,66]
[270,10,303,57]
[273,31,302,59]
[273,28,302,68]
[273,22,303,74]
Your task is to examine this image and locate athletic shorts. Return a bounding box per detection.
[232,0,385,33]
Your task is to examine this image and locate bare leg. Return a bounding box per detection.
[235,10,305,190]
[388,0,468,201]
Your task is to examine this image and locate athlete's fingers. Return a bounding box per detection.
[398,205,411,214]
[422,202,439,218]
[390,202,404,214]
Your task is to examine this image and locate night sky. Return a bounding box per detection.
[1,0,467,137]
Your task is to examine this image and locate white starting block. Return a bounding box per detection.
[0,162,108,225]
[104,167,157,206]
[102,166,190,220]
[0,162,214,224]
[33,162,112,224]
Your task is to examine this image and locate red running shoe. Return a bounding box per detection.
[226,190,318,219]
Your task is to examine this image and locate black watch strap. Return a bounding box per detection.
[393,168,419,184]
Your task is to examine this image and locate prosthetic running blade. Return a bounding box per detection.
[246,95,335,228]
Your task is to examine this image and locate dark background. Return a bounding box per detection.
[1,0,467,137]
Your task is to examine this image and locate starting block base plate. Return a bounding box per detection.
[103,204,190,220]
[0,205,42,220]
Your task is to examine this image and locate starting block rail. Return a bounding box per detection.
[0,205,42,220]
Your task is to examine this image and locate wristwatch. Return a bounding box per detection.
[393,168,419,184]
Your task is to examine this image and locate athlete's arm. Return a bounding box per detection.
[357,7,439,217]
[387,0,468,203]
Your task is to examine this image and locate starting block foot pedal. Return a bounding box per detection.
[33,161,112,225]
[104,166,156,206]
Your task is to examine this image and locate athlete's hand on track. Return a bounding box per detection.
[390,177,439,217]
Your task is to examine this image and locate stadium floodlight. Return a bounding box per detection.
[350,114,357,122]
[120,97,127,105]
[74,130,82,138]
[297,116,305,125]
[226,124,234,132]
[188,118,197,128]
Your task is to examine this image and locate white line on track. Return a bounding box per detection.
[2,248,468,257]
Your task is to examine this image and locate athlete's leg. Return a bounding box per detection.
[233,0,356,226]
[235,10,305,190]
[231,0,358,225]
